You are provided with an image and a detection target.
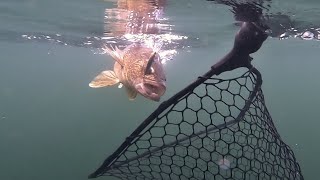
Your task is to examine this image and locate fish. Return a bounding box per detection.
[89,43,166,102]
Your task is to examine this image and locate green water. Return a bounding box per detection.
[0,0,319,179]
[254,38,320,179]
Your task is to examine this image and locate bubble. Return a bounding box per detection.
[101,37,114,40]
[301,31,314,40]
[279,32,290,40]
[218,158,230,170]
[264,29,272,35]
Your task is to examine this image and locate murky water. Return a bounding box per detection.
[0,0,319,179]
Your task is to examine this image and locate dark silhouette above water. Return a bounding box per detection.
[208,0,319,40]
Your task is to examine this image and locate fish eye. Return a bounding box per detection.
[145,66,154,75]
[145,53,157,75]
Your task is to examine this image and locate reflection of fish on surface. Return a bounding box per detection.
[103,0,181,65]
[104,0,167,36]
[89,43,166,102]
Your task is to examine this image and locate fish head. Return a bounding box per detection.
[133,52,166,101]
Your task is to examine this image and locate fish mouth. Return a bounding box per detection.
[135,81,166,102]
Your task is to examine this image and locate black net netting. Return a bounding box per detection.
[89,66,303,180]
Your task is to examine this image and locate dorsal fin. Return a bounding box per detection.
[102,45,124,67]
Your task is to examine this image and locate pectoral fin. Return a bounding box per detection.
[89,70,119,88]
[125,86,138,100]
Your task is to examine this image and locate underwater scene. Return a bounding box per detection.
[0,0,320,179]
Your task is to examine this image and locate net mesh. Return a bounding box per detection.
[89,67,303,180]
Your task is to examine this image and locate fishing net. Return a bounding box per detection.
[88,21,303,180]
[88,65,303,179]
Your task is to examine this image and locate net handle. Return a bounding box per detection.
[88,22,269,179]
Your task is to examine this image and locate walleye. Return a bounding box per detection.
[89,43,166,102]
